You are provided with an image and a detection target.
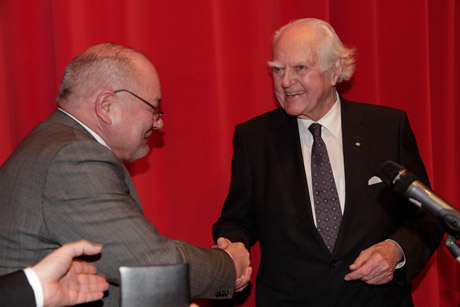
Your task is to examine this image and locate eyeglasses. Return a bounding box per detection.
[114,89,164,121]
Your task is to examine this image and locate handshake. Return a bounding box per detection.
[214,237,252,292]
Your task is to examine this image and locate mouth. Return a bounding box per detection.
[144,130,153,139]
[285,91,305,97]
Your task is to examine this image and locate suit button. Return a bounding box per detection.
[215,290,229,298]
[330,261,338,268]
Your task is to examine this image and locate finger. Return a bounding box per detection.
[217,237,231,249]
[345,257,375,281]
[73,291,106,305]
[349,247,373,271]
[344,269,362,281]
[235,277,248,292]
[70,260,98,275]
[243,266,252,280]
[234,267,252,291]
[235,267,250,283]
[234,271,249,286]
[235,282,249,292]
[346,252,393,283]
[235,278,244,291]
[76,274,110,292]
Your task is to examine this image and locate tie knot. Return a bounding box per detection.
[308,123,322,137]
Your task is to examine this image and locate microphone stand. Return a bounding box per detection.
[433,203,460,263]
[444,233,460,263]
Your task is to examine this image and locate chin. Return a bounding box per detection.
[130,147,150,162]
[283,105,304,118]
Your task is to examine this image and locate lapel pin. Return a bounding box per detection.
[354,136,363,147]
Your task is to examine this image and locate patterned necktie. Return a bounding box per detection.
[309,123,342,253]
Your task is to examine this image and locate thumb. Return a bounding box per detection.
[62,240,103,258]
[217,237,231,249]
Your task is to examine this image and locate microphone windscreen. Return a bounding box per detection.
[379,161,404,186]
[394,170,418,195]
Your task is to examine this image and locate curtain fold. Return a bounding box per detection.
[0,1,458,306]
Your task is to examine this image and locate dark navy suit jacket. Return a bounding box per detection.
[0,270,35,306]
[214,98,443,307]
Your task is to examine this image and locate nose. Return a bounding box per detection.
[281,68,296,88]
[153,117,164,130]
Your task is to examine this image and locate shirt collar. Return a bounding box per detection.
[57,108,111,150]
[297,91,341,139]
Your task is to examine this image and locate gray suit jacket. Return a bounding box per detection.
[0,110,235,306]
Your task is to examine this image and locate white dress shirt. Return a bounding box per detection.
[23,267,43,307]
[58,108,111,150]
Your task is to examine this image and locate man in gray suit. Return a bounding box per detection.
[0,43,251,306]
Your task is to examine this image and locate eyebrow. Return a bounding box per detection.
[267,61,279,68]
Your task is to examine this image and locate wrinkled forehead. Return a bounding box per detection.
[272,30,319,65]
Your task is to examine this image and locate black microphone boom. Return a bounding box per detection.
[379,160,460,235]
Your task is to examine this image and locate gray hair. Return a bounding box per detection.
[57,43,143,102]
[272,18,355,82]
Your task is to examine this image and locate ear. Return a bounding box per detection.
[331,58,344,86]
[95,90,117,125]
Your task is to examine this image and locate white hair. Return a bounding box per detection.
[272,18,355,82]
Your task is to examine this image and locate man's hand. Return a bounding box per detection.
[216,237,251,292]
[32,240,109,307]
[344,241,403,285]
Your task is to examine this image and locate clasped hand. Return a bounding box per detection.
[215,237,252,292]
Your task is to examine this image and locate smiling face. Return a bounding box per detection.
[109,54,163,162]
[270,23,341,121]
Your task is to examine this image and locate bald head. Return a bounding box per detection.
[54,43,163,162]
[57,43,150,105]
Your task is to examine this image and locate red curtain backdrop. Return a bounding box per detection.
[1,1,458,306]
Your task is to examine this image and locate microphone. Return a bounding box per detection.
[379,160,460,235]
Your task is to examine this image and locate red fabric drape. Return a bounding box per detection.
[1,1,458,306]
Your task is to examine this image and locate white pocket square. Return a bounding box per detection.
[368,176,383,185]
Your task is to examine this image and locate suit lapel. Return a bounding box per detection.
[273,111,322,241]
[121,164,143,208]
[333,98,370,254]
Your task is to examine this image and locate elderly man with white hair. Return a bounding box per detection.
[213,18,443,307]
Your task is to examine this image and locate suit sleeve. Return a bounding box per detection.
[213,126,258,250]
[388,111,444,282]
[0,271,36,307]
[42,140,236,299]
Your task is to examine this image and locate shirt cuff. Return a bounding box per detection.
[24,267,44,307]
[385,239,406,269]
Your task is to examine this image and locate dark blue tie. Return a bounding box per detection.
[309,123,342,253]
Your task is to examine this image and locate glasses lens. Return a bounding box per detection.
[153,111,163,121]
